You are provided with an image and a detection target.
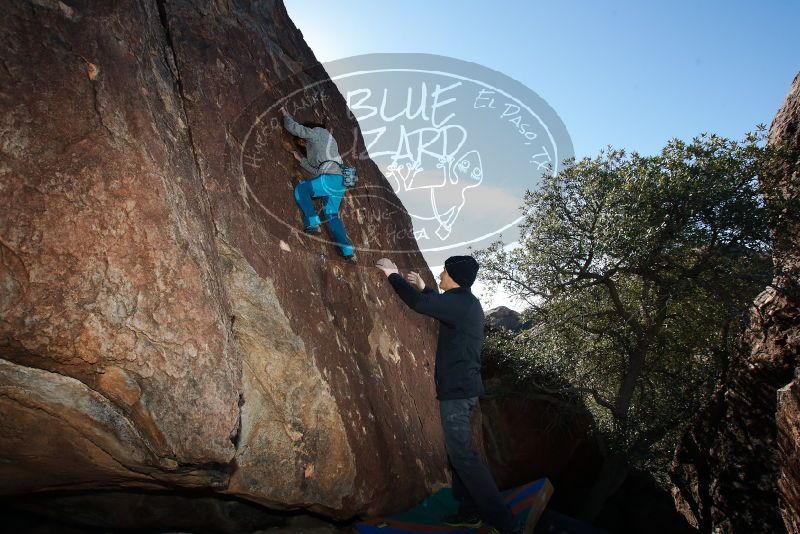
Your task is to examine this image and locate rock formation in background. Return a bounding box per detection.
[480,394,597,508]
[0,0,450,521]
[484,306,533,333]
[478,324,695,532]
[669,73,800,532]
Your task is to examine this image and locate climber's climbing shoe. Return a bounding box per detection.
[344,253,358,264]
[304,225,321,235]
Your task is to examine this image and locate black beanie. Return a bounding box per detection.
[444,255,479,288]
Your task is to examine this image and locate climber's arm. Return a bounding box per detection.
[387,273,457,325]
[283,114,314,139]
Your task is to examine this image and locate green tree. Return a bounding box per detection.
[473,129,780,519]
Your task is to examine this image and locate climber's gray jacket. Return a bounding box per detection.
[387,273,486,400]
[283,114,343,177]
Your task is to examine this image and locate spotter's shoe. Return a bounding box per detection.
[488,522,524,534]
[443,512,483,529]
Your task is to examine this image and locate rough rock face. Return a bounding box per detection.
[0,0,449,519]
[669,73,800,532]
[773,74,800,534]
[779,376,800,534]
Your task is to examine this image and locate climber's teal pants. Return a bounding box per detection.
[293,173,354,257]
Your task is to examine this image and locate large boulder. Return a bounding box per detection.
[480,394,599,510]
[669,73,800,532]
[772,72,800,534]
[0,0,449,519]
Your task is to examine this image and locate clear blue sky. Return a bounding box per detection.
[286,0,797,158]
[285,1,799,309]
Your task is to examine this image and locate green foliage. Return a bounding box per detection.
[473,128,780,478]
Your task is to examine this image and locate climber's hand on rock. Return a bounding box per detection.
[292,150,303,161]
[279,105,289,117]
[406,271,425,291]
[375,258,399,277]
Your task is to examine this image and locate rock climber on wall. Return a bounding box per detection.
[281,105,356,262]
[375,256,523,534]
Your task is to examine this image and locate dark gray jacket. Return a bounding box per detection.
[387,273,486,400]
[283,114,343,177]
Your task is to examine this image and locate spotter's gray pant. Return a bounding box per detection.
[439,396,515,533]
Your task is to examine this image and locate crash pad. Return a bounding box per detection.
[354,477,554,534]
